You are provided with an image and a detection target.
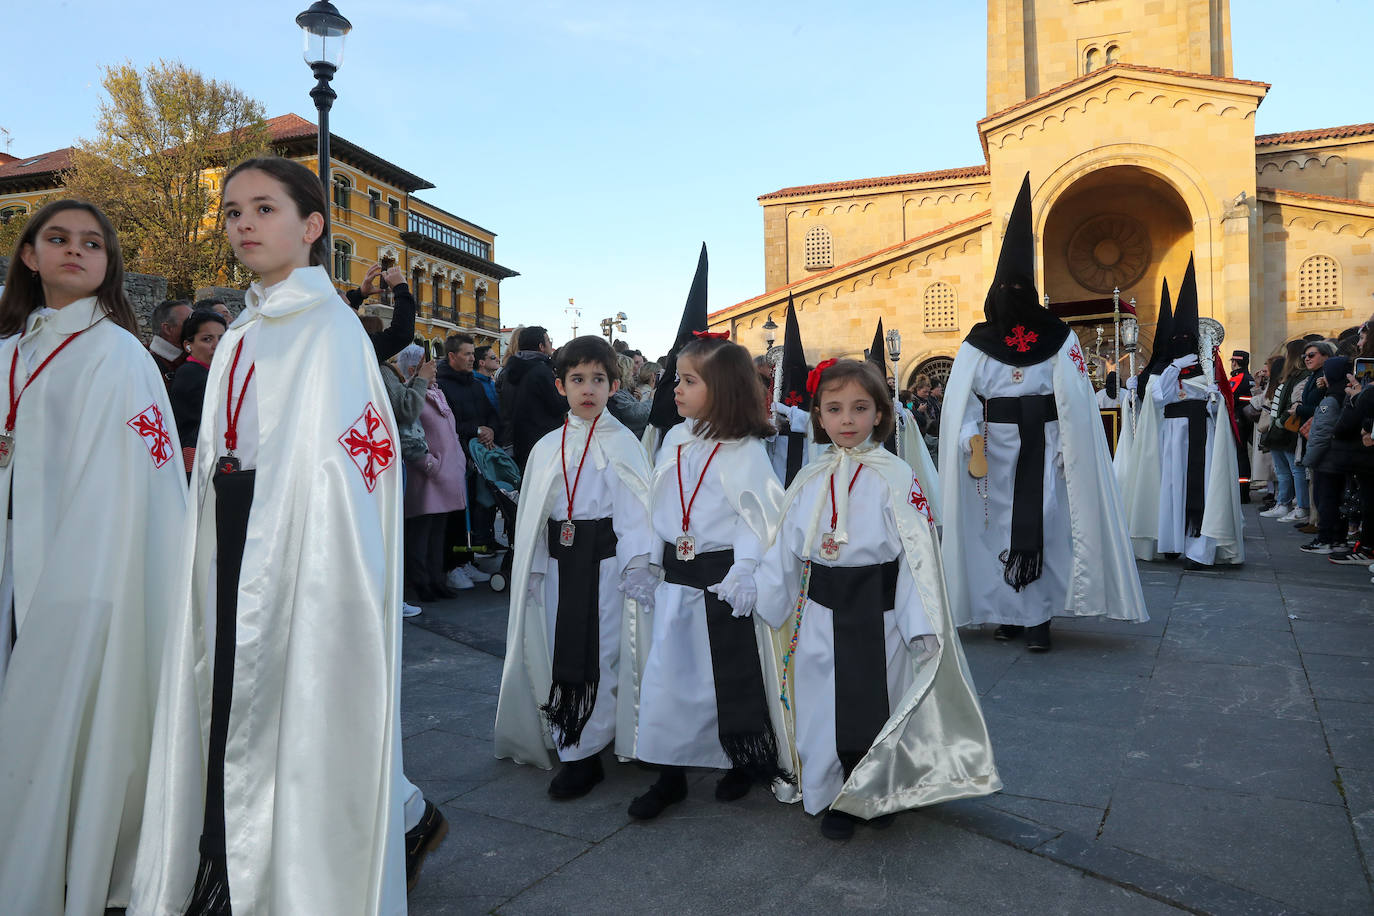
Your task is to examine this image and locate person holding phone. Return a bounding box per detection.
[346,263,416,362]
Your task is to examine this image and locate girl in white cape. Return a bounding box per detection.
[626,335,796,819]
[757,359,999,840]
[132,157,410,915]
[0,199,188,914]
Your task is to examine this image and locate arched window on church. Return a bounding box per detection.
[1084,47,1101,74]
[804,225,833,271]
[923,282,958,332]
[1297,255,1341,311]
[1106,44,1120,66]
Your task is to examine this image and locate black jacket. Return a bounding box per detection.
[169,359,210,445]
[435,360,499,454]
[347,282,416,363]
[502,352,567,469]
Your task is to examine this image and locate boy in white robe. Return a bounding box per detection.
[494,336,656,798]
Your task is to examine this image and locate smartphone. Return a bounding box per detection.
[1355,358,1374,383]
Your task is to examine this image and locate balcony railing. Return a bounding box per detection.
[406,212,491,261]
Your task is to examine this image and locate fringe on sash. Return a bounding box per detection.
[541,680,599,749]
[1000,548,1044,592]
[721,730,795,786]
[184,853,231,915]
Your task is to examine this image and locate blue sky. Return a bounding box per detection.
[5,1,1370,358]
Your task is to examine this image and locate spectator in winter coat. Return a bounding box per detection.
[474,344,500,412]
[1299,356,1349,553]
[501,325,567,471]
[607,352,651,439]
[435,333,499,455]
[345,264,416,362]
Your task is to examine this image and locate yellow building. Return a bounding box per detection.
[708,0,1374,388]
[0,113,516,355]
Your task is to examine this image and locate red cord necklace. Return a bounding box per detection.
[219,338,255,472]
[1,321,99,468]
[557,414,600,546]
[819,465,863,560]
[674,441,722,561]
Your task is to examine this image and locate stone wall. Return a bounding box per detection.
[194,285,246,316]
[0,253,169,342]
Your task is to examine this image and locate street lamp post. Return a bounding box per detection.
[296,1,352,256]
[1112,286,1121,370]
[599,311,627,343]
[762,314,778,350]
[565,298,581,338]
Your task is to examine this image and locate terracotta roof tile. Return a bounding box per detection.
[1255,123,1374,147]
[710,209,992,319]
[264,113,319,141]
[978,63,1270,127]
[0,153,17,164]
[758,164,990,201]
[0,147,74,181]
[1256,186,1374,209]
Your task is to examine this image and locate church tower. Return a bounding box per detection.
[987,0,1233,114]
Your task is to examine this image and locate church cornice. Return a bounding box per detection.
[1256,123,1374,150]
[1257,187,1374,238]
[758,164,990,203]
[978,64,1269,158]
[708,210,991,324]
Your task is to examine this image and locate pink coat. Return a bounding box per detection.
[405,384,468,518]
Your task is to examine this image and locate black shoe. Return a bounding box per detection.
[405,801,449,891]
[548,755,605,800]
[628,771,688,820]
[821,809,858,840]
[1183,558,1211,570]
[1025,621,1052,652]
[1162,552,1181,560]
[715,767,752,802]
[429,583,463,599]
[867,812,896,830]
[993,624,1024,641]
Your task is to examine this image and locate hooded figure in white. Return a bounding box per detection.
[937,175,1147,651]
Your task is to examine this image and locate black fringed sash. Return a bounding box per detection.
[187,467,256,916]
[986,394,1058,591]
[540,517,618,748]
[808,559,900,777]
[661,543,791,784]
[1164,400,1209,537]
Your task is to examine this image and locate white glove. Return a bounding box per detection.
[619,565,661,610]
[526,572,545,605]
[1126,376,1138,392]
[959,422,980,456]
[1171,354,1198,370]
[910,634,940,664]
[708,563,759,618]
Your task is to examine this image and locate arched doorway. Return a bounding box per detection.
[907,356,954,391]
[1042,166,1194,367]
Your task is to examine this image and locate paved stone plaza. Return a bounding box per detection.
[399,503,1373,916]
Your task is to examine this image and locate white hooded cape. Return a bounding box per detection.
[494,410,653,767]
[937,334,1147,626]
[757,444,1000,818]
[0,298,188,914]
[131,267,407,915]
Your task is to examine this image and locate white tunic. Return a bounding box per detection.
[635,432,773,768]
[1153,365,1218,564]
[954,355,1072,625]
[774,467,932,814]
[531,418,654,761]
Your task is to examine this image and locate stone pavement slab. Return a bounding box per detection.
[400,506,1374,915]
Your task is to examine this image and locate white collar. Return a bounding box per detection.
[24,296,102,337]
[149,335,182,360]
[241,265,338,322]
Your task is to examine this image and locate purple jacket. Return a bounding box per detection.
[405,385,468,518]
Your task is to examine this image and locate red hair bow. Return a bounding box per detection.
[692,330,730,340]
[806,358,838,396]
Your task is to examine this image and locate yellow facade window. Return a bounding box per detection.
[1297,255,1340,311]
[804,225,833,270]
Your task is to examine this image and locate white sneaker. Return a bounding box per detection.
[464,565,492,583]
[1287,508,1310,523]
[1259,503,1291,519]
[402,602,422,618]
[446,567,475,590]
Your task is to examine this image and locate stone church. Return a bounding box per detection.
[707,0,1374,388]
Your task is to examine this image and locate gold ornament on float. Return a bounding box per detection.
[1066,214,1151,294]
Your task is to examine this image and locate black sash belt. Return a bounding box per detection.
[809,559,900,778]
[785,430,807,486]
[985,394,1058,591]
[541,517,618,748]
[1165,400,1209,537]
[188,466,256,914]
[661,543,790,784]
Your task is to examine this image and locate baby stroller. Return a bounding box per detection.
[466,439,521,592]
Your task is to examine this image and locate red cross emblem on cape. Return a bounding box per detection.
[127,403,174,468]
[1004,324,1038,353]
[908,474,932,523]
[339,402,395,493]
[1068,344,1087,376]
[784,390,803,407]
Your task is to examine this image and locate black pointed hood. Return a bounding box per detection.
[779,296,810,485]
[965,173,1069,366]
[1138,276,1173,391]
[650,243,708,432]
[1168,254,1200,362]
[867,317,886,377]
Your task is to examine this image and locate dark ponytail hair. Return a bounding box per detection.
[222,156,330,269]
[0,199,137,337]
